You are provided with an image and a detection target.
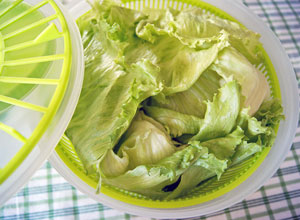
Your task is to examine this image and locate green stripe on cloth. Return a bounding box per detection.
[46,162,54,220]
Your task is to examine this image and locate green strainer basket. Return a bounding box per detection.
[48,0,298,218]
[0,0,84,206]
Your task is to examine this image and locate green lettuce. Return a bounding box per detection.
[109,112,176,173]
[166,149,228,199]
[231,100,284,166]
[191,80,241,142]
[143,105,201,137]
[200,126,244,160]
[102,142,227,199]
[144,80,241,142]
[125,13,229,96]
[66,6,163,173]
[149,69,222,118]
[210,47,270,115]
[231,141,262,166]
[170,7,263,64]
[100,111,177,177]
[67,0,284,200]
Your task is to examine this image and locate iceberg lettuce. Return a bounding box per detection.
[67,0,284,199]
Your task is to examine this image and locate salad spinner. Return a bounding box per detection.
[0,0,298,218]
[50,0,298,218]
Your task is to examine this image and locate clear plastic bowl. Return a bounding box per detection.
[49,0,299,218]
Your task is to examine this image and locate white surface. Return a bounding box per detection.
[0,0,84,207]
[50,0,299,218]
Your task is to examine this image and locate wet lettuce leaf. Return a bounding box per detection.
[166,148,228,199]
[149,69,222,118]
[231,141,262,166]
[169,7,263,64]
[191,80,241,142]
[102,142,226,199]
[143,105,201,137]
[144,80,241,142]
[66,5,163,173]
[200,126,244,160]
[101,112,177,176]
[210,47,270,115]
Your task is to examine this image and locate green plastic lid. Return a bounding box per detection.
[0,0,84,206]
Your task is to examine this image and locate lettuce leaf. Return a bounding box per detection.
[100,112,176,176]
[170,7,263,64]
[166,150,228,199]
[232,99,284,165]
[191,80,241,142]
[102,143,209,199]
[118,112,177,170]
[66,6,162,173]
[211,47,270,115]
[143,105,201,137]
[126,15,229,95]
[231,141,262,166]
[149,69,222,118]
[200,126,244,160]
[145,80,241,141]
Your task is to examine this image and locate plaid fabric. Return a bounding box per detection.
[1,0,300,219]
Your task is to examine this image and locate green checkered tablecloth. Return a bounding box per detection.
[1,0,300,219]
